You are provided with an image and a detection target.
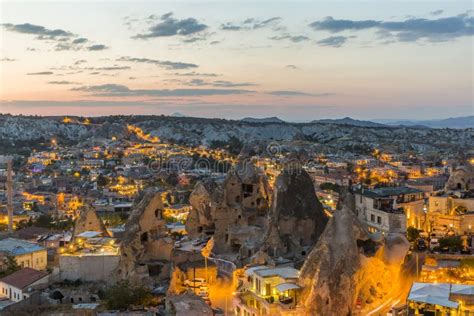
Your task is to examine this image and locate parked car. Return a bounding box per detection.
[174,241,182,248]
[183,278,207,288]
[416,238,427,251]
[196,288,209,299]
[429,238,440,250]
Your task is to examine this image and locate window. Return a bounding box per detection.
[242,184,254,198]
[265,283,271,296]
[377,216,382,224]
[370,214,375,222]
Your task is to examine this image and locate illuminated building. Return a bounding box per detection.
[354,187,424,233]
[408,282,474,314]
[234,266,304,316]
[0,238,47,270]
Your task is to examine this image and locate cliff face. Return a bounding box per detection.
[298,198,409,315]
[262,168,328,258]
[115,189,170,284]
[186,180,219,237]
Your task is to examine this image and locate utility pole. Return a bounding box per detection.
[416,252,419,281]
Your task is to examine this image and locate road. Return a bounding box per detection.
[365,251,425,315]
[208,275,234,315]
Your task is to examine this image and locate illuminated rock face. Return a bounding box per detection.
[73,206,109,238]
[187,160,271,258]
[445,163,474,191]
[261,168,328,259]
[298,195,409,315]
[115,189,170,284]
[186,179,221,237]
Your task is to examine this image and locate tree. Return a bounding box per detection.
[104,280,151,310]
[34,214,53,228]
[97,174,108,187]
[439,236,462,250]
[320,182,340,193]
[406,226,420,242]
[0,255,20,277]
[50,290,64,303]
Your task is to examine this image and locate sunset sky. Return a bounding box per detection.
[0,1,472,121]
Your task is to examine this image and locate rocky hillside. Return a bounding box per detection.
[298,194,409,314]
[1,114,472,154]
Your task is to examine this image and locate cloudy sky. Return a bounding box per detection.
[0,1,472,121]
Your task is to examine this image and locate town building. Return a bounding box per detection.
[407,282,474,315]
[0,268,49,302]
[234,265,303,316]
[354,187,424,233]
[59,230,120,282]
[428,191,474,235]
[0,238,47,270]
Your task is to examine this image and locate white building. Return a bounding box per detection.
[234,265,304,316]
[0,268,49,302]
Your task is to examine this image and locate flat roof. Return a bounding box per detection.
[275,282,301,292]
[356,186,423,198]
[407,282,471,309]
[254,267,299,279]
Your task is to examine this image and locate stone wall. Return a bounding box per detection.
[59,254,120,281]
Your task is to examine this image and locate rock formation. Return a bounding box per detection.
[167,293,213,316]
[186,160,271,260]
[73,205,109,238]
[298,192,409,315]
[445,160,474,191]
[115,189,171,284]
[185,179,222,237]
[261,167,328,259]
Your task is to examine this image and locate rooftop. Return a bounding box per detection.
[356,186,423,198]
[0,268,48,290]
[0,238,46,256]
[253,267,299,279]
[408,282,474,309]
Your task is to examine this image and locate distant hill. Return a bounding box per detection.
[171,112,186,117]
[312,117,386,128]
[0,114,471,156]
[378,116,474,129]
[241,116,285,123]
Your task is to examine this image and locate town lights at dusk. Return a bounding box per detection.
[0,0,473,315]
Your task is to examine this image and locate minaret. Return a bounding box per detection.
[6,159,13,232]
[0,156,13,232]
